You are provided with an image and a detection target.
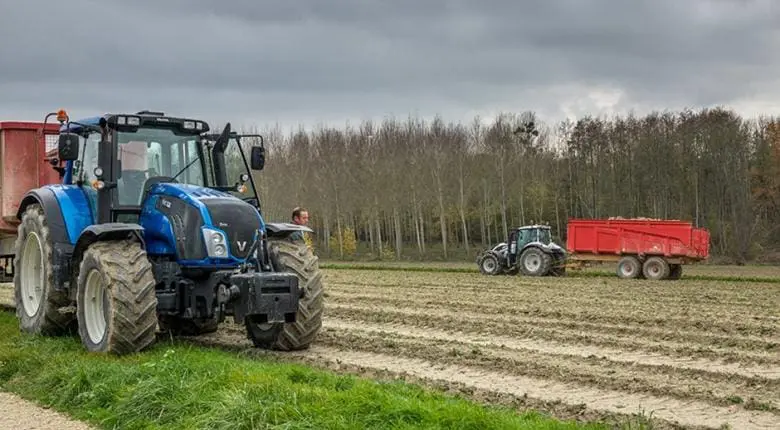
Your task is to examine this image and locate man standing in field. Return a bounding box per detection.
[289,207,309,243]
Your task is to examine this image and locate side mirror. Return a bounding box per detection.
[58,133,80,161]
[250,146,265,170]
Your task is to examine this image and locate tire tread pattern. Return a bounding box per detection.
[247,238,323,351]
[77,240,158,354]
[13,204,73,335]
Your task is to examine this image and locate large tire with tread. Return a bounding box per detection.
[519,247,552,276]
[76,240,158,355]
[478,253,502,275]
[616,256,642,279]
[13,204,74,335]
[642,256,670,280]
[245,238,323,351]
[550,254,567,277]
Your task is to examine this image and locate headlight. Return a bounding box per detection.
[202,228,228,258]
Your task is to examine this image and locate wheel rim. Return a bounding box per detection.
[84,269,107,344]
[647,262,661,277]
[20,232,44,318]
[524,254,541,272]
[482,258,496,272]
[620,262,635,277]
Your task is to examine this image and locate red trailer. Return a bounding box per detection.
[0,121,63,280]
[565,217,711,280]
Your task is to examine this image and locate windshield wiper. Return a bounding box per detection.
[171,153,201,181]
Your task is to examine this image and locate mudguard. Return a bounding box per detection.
[15,188,78,290]
[16,188,70,245]
[265,222,313,238]
[71,223,146,278]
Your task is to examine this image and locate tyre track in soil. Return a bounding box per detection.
[326,281,780,333]
[314,271,779,428]
[325,270,780,305]
[200,325,780,430]
[216,319,780,413]
[311,323,780,413]
[327,290,780,345]
[326,303,780,366]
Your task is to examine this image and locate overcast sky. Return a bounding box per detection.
[1,0,779,133]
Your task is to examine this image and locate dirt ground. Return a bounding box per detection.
[208,269,780,430]
[0,392,94,430]
[2,268,779,430]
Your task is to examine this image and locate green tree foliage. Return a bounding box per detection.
[226,108,780,263]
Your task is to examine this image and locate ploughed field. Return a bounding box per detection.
[2,267,779,429]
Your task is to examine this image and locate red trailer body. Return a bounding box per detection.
[0,121,63,281]
[0,121,62,243]
[565,218,711,280]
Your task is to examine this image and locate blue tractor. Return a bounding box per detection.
[12,109,323,355]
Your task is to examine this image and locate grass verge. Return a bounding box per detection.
[320,262,780,283]
[0,310,607,430]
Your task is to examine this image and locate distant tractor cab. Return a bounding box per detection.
[9,109,323,355]
[476,224,566,277]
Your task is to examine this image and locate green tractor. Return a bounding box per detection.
[476,224,566,277]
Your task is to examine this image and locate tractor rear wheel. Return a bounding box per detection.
[519,247,552,276]
[246,238,323,350]
[76,240,158,354]
[642,256,670,280]
[478,253,502,275]
[616,256,642,279]
[13,204,74,335]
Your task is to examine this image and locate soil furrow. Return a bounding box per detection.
[327,291,780,344]
[320,318,780,380]
[326,304,780,365]
[304,326,780,414]
[193,330,780,430]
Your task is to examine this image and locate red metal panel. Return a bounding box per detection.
[566,218,710,260]
[0,122,62,237]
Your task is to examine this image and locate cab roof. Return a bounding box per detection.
[59,111,210,134]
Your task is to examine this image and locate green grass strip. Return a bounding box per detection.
[0,311,605,430]
[319,262,780,283]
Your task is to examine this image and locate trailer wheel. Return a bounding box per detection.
[642,256,670,280]
[478,253,502,275]
[519,247,552,276]
[13,204,74,336]
[616,256,642,279]
[668,264,682,280]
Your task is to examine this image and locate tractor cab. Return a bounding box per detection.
[477,223,566,277]
[53,110,261,225]
[507,224,554,265]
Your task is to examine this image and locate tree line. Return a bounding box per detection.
[224,107,780,263]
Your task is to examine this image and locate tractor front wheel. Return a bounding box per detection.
[478,253,502,275]
[246,238,323,351]
[13,204,73,335]
[519,247,552,276]
[76,240,158,355]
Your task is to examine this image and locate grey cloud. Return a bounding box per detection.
[1,0,779,130]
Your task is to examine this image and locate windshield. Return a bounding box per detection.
[116,127,206,205]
